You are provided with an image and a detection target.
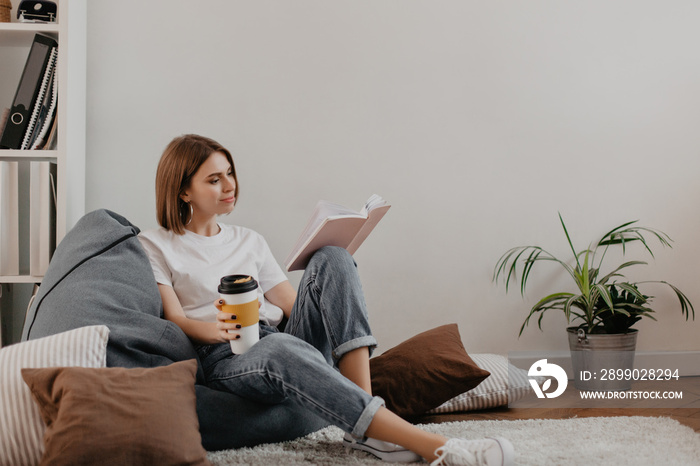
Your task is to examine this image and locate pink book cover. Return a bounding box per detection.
[285,196,390,271]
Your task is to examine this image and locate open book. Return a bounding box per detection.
[285,194,391,271]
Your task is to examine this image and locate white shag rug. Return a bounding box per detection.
[207,416,700,466]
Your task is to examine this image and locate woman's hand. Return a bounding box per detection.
[214,299,261,342]
[214,299,240,342]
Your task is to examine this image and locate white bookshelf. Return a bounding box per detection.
[1,0,85,346]
[0,0,86,285]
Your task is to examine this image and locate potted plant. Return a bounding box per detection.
[493,214,695,390]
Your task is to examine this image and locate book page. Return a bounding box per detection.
[362,194,388,215]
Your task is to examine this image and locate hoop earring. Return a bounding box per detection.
[186,202,193,225]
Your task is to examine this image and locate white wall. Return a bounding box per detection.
[85,0,700,354]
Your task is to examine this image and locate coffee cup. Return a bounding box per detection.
[218,275,259,354]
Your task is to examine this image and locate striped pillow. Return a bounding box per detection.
[0,325,109,466]
[427,353,531,413]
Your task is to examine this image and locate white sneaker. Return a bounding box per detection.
[343,433,422,463]
[430,437,515,466]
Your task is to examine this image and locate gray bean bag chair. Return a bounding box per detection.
[21,209,328,451]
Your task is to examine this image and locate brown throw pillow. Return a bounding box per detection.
[370,323,490,419]
[21,359,210,466]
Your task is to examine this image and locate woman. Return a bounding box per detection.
[138,134,514,466]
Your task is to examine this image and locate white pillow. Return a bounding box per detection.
[0,325,110,466]
[427,353,532,413]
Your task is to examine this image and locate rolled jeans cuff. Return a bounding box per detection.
[332,335,378,362]
[351,396,385,438]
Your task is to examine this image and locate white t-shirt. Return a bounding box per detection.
[138,224,288,326]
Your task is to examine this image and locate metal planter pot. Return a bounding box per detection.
[567,327,638,391]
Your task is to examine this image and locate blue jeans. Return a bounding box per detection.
[196,246,383,437]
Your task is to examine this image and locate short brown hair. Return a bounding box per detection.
[155,134,238,234]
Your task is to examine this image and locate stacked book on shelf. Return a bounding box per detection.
[0,161,56,277]
[29,161,57,275]
[0,33,59,277]
[0,161,19,275]
[0,33,58,150]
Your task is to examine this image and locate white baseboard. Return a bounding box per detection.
[509,351,700,378]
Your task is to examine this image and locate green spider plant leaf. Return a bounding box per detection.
[495,214,694,336]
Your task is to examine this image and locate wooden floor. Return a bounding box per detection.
[415,376,700,432]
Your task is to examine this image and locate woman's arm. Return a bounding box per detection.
[158,284,227,345]
[264,280,297,318]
